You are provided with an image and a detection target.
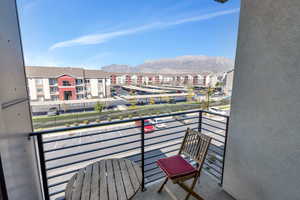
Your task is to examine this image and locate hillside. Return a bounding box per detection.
[102,55,234,74]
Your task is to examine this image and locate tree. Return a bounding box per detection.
[187,87,195,102]
[200,86,215,110]
[206,86,215,109]
[94,101,104,117]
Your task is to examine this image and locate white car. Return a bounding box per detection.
[209,107,226,115]
[150,118,167,129]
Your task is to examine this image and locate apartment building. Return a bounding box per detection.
[26,66,111,101]
[224,69,234,95]
[109,71,223,87]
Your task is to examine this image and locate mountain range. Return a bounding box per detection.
[102,55,234,74]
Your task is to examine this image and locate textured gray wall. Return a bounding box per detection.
[223,0,300,199]
[0,0,42,199]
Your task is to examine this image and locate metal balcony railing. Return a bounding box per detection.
[29,109,229,200]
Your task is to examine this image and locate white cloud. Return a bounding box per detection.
[49,8,239,50]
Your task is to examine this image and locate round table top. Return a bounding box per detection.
[65,159,142,200]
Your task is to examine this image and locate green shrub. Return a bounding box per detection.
[107,117,112,121]
[73,122,79,126]
[83,120,89,125]
[95,119,100,123]
[65,123,70,127]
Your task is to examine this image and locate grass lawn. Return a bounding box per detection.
[32,102,201,129]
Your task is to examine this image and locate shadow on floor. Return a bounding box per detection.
[134,173,235,200]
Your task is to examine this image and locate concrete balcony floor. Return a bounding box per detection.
[134,173,235,200]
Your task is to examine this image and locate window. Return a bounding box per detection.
[49,78,57,85]
[62,80,71,86]
[76,94,84,99]
[50,87,58,93]
[85,79,90,83]
[37,88,43,93]
[98,79,103,83]
[35,79,43,85]
[37,96,44,101]
[76,79,83,85]
[76,86,83,93]
[51,95,59,101]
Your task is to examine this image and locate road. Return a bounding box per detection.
[42,113,227,199]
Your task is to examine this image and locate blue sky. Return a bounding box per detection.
[17,0,240,69]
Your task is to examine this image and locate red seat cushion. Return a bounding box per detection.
[157,155,197,179]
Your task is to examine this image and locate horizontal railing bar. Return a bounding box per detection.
[203,168,221,181]
[145,170,164,179]
[144,136,184,149]
[144,160,157,167]
[152,121,198,132]
[43,126,140,144]
[201,127,225,138]
[203,163,222,176]
[202,110,229,118]
[201,122,226,131]
[48,180,68,188]
[30,109,211,136]
[208,148,224,158]
[145,166,160,173]
[46,139,141,162]
[210,144,224,151]
[48,169,78,180]
[145,130,186,142]
[145,175,165,185]
[204,161,222,172]
[144,148,179,162]
[210,137,225,144]
[49,189,65,197]
[46,146,140,171]
[202,116,226,124]
[135,142,181,163]
[45,132,140,153]
[153,116,198,125]
[207,153,224,163]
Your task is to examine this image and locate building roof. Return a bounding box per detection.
[25,66,109,79]
[84,69,110,78]
[26,66,84,78]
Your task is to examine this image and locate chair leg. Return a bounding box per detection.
[158,177,168,193]
[183,177,202,200]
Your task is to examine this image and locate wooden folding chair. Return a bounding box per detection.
[156,128,212,200]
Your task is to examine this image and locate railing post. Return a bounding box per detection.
[37,134,50,200]
[140,119,145,191]
[198,111,202,132]
[220,116,230,186]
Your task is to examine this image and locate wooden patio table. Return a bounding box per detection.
[65,158,142,200]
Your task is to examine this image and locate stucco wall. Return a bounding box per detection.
[0,0,42,199]
[90,79,99,97]
[223,0,300,200]
[28,79,37,100]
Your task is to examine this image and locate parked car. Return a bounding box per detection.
[135,119,155,133]
[47,107,59,116]
[173,114,190,124]
[150,118,167,129]
[209,107,226,115]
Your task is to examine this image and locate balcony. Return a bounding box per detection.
[134,173,234,200]
[30,110,229,200]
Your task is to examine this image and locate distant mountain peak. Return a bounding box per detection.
[102,55,234,74]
